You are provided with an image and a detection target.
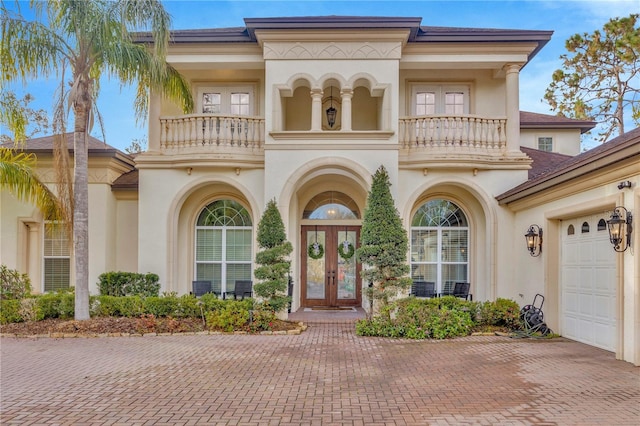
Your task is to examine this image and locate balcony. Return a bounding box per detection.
[157,114,512,167]
[160,114,265,152]
[399,115,507,151]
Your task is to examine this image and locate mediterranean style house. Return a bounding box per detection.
[1,16,638,365]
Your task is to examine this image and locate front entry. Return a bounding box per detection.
[301,225,361,307]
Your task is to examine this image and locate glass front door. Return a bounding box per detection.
[301,225,360,307]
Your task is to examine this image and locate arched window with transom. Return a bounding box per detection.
[410,199,469,294]
[195,200,252,295]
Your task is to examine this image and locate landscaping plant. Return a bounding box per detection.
[356,166,411,319]
[0,264,32,300]
[253,199,293,314]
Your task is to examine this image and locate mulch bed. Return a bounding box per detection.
[0,316,302,336]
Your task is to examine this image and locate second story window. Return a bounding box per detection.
[538,136,553,152]
[412,84,470,116]
[197,85,255,116]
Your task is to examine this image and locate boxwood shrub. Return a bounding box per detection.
[97,272,160,297]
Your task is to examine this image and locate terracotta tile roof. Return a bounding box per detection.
[520,111,596,134]
[499,127,640,202]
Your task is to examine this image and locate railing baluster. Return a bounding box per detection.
[398,114,507,153]
[159,114,265,150]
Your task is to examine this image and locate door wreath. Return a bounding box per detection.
[308,226,324,259]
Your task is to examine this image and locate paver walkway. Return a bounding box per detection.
[1,324,638,425]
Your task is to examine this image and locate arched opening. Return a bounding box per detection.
[352,86,379,130]
[194,199,253,296]
[410,199,469,295]
[284,86,311,130]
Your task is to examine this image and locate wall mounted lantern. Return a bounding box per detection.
[525,224,543,257]
[607,206,633,252]
[326,86,337,128]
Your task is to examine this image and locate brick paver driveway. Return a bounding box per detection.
[1,324,638,425]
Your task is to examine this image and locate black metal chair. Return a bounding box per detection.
[453,282,472,301]
[227,280,253,300]
[192,280,212,297]
[410,281,436,298]
[440,281,455,297]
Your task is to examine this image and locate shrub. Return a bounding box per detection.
[175,294,201,318]
[19,298,41,322]
[97,272,160,297]
[199,293,226,312]
[37,291,75,320]
[476,298,522,330]
[250,305,278,331]
[91,295,144,317]
[0,299,22,324]
[143,296,180,317]
[356,297,474,339]
[0,265,32,300]
[205,301,250,332]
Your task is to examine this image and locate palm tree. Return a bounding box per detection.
[0,147,60,220]
[1,0,194,320]
[1,90,59,219]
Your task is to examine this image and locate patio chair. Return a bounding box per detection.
[192,280,223,298]
[453,282,472,301]
[192,280,212,297]
[440,281,455,297]
[227,280,253,300]
[410,281,436,298]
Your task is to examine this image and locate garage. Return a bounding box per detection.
[561,214,617,351]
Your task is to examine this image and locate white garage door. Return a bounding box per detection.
[561,214,617,351]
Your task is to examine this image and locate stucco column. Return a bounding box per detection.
[27,222,41,293]
[310,89,323,131]
[341,88,353,131]
[505,64,521,153]
[148,90,161,152]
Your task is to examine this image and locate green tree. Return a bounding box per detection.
[0,92,49,144]
[0,147,60,220]
[356,165,411,319]
[544,14,640,142]
[1,0,193,320]
[124,137,148,155]
[253,199,293,314]
[0,91,59,220]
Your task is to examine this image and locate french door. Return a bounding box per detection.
[301,225,361,307]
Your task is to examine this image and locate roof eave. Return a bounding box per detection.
[497,139,640,204]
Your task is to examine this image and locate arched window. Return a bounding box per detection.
[410,200,468,294]
[195,200,252,295]
[567,224,575,235]
[581,222,590,233]
[597,219,607,231]
[302,191,359,220]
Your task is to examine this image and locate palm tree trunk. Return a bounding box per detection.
[73,87,91,321]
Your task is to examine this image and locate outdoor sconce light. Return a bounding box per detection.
[525,224,543,257]
[607,206,633,252]
[326,86,337,128]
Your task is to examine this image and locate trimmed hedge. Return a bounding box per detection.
[97,272,160,297]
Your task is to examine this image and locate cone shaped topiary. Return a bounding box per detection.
[253,199,293,313]
[357,166,411,318]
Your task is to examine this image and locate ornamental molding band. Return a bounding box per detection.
[262,42,403,60]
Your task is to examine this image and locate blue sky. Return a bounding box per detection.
[3,0,638,151]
